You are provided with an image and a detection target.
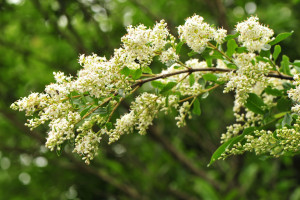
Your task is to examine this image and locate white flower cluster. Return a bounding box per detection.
[108,93,179,143]
[175,101,192,128]
[223,125,300,159]
[77,54,131,98]
[11,14,299,164]
[46,111,81,151]
[73,130,102,164]
[224,53,272,104]
[288,74,300,113]
[159,44,179,65]
[120,20,171,68]
[236,16,274,52]
[178,15,227,53]
[10,92,50,116]
[160,59,208,96]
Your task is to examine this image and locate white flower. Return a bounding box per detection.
[73,130,102,165]
[178,15,226,52]
[214,28,227,44]
[224,53,272,103]
[178,15,216,53]
[108,112,136,144]
[236,16,274,52]
[120,20,169,66]
[175,101,191,127]
[288,74,300,113]
[159,47,179,65]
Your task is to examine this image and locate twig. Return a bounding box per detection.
[132,67,293,89]
[81,97,112,120]
[207,41,234,63]
[179,84,221,103]
[107,85,140,122]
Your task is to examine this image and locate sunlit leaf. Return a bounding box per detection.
[245,93,266,115]
[208,127,256,166]
[269,31,293,45]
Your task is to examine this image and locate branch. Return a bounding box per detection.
[132,67,294,88]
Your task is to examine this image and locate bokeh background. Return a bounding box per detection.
[0,0,300,199]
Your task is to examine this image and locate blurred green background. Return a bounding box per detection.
[0,0,300,199]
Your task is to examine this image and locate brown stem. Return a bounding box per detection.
[132,68,293,89]
[207,41,234,63]
[81,97,112,120]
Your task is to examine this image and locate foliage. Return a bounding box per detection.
[1,0,300,199]
[11,13,300,166]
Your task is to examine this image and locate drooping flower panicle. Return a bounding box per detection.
[11,14,299,165]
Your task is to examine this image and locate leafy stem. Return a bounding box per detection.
[207,41,234,63]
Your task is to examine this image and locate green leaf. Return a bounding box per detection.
[189,74,195,86]
[80,94,87,104]
[245,93,266,115]
[264,87,282,96]
[85,96,95,104]
[206,58,212,67]
[118,89,125,98]
[151,81,165,89]
[226,39,238,57]
[160,82,177,94]
[269,31,293,46]
[277,97,292,112]
[80,106,92,118]
[294,66,300,73]
[198,78,206,88]
[188,50,197,57]
[281,55,291,75]
[224,32,239,41]
[292,61,300,73]
[165,95,169,107]
[262,44,271,51]
[256,56,269,63]
[120,66,131,76]
[235,47,247,53]
[202,73,218,82]
[273,45,281,61]
[132,69,142,80]
[282,113,292,127]
[282,82,293,90]
[192,98,201,116]
[56,145,63,156]
[194,178,219,200]
[142,66,152,74]
[201,92,209,99]
[259,49,270,58]
[208,127,255,166]
[72,98,82,109]
[94,107,108,116]
[224,60,237,69]
[292,60,300,67]
[176,41,184,54]
[211,50,224,59]
[106,122,113,130]
[164,43,172,50]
